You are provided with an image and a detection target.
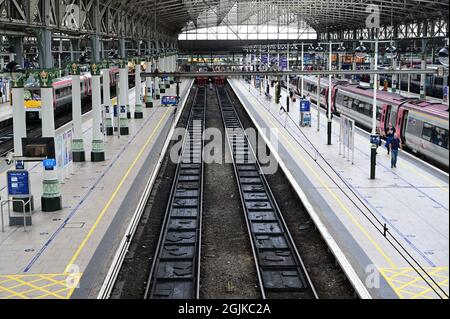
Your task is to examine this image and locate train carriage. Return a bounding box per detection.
[295,75,449,169]
[23,67,119,121]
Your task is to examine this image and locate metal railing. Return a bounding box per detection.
[1,198,32,232]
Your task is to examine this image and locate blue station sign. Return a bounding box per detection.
[300,100,311,112]
[7,170,30,196]
[161,96,179,106]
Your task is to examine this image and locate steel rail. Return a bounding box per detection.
[216,84,318,299]
[144,86,206,299]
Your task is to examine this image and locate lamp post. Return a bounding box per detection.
[358,35,395,179]
[318,41,343,145]
[298,42,314,97]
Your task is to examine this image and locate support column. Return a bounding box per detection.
[126,61,131,118]
[392,56,398,93]
[91,35,101,65]
[70,39,81,62]
[39,71,62,211]
[155,56,161,98]
[90,63,105,161]
[327,42,333,145]
[11,76,26,157]
[134,58,143,118]
[37,29,53,68]
[69,63,85,162]
[9,37,24,67]
[160,55,166,94]
[369,55,375,88]
[165,54,170,89]
[145,59,153,107]
[119,38,126,59]
[118,60,129,135]
[11,75,34,213]
[420,42,427,100]
[102,62,113,135]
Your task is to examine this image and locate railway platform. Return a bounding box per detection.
[229,77,449,299]
[0,79,194,299]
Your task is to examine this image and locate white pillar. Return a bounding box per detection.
[102,65,113,135]
[372,41,379,135]
[70,68,85,162]
[154,57,161,99]
[317,75,321,132]
[392,57,398,93]
[91,67,105,161]
[12,84,26,157]
[327,42,333,145]
[40,81,62,211]
[134,59,143,118]
[145,60,153,107]
[420,53,426,100]
[301,43,304,97]
[119,61,129,135]
[126,62,131,118]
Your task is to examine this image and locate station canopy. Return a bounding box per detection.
[127,0,449,35]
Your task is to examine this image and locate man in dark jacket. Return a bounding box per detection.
[390,133,402,168]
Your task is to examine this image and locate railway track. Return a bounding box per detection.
[145,86,206,299]
[216,85,318,299]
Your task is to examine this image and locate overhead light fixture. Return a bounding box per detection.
[438,47,449,67]
[385,45,398,59]
[337,45,347,56]
[307,44,316,55]
[354,45,368,59]
[315,45,324,57]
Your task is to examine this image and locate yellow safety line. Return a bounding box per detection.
[0,283,29,299]
[244,88,397,269]
[10,276,63,299]
[411,278,449,299]
[64,107,172,293]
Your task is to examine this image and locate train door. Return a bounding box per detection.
[396,107,408,144]
[331,87,338,113]
[380,104,391,135]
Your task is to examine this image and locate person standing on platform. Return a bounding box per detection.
[385,123,396,155]
[390,133,402,168]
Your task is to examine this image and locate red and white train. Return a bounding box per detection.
[23,67,120,121]
[291,75,449,169]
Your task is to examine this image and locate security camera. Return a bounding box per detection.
[5,152,14,165]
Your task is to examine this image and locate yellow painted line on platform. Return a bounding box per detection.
[379,267,449,299]
[0,273,81,299]
[64,107,173,296]
[239,84,397,269]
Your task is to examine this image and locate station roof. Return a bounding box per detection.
[122,0,449,34]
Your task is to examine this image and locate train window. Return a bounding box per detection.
[390,108,397,127]
[352,99,358,110]
[422,123,449,149]
[377,107,382,121]
[431,126,449,149]
[434,77,443,86]
[422,123,433,141]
